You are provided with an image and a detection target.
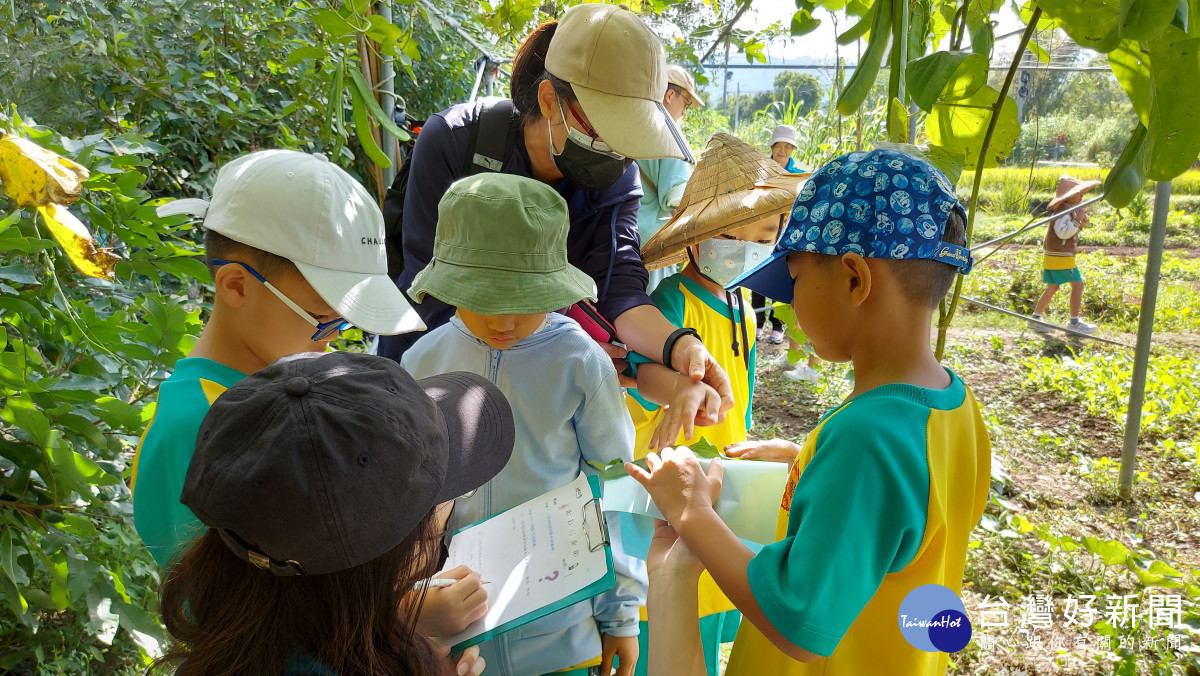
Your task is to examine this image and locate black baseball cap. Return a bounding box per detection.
[181,351,515,576]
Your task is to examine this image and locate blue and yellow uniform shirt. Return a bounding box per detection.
[625,271,756,457]
[130,358,245,568]
[726,369,991,676]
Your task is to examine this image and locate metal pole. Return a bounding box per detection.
[379,1,396,187]
[970,195,1105,251]
[468,57,486,103]
[721,39,731,113]
[1118,180,1172,500]
[734,82,740,132]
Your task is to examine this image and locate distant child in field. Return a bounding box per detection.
[626,132,807,676]
[630,148,992,675]
[1030,174,1102,334]
[400,173,645,676]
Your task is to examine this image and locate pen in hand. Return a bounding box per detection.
[411,576,491,592]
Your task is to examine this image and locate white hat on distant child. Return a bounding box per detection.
[769,125,798,148]
[157,150,424,336]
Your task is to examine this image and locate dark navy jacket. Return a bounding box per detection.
[377,101,649,360]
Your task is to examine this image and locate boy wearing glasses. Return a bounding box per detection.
[131,150,424,570]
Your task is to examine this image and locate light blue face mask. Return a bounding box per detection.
[696,238,775,288]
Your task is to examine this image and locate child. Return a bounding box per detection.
[634,132,807,465]
[159,351,513,676]
[132,149,424,569]
[400,173,645,676]
[1030,174,1102,334]
[768,124,801,173]
[630,148,992,675]
[627,132,808,676]
[131,151,488,638]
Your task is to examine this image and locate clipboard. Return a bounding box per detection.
[433,474,616,653]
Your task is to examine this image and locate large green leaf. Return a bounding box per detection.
[888,97,911,142]
[1083,535,1130,566]
[1109,40,1152,125]
[791,8,822,36]
[969,20,994,58]
[926,86,1020,169]
[1146,26,1200,179]
[1119,0,1179,41]
[1037,0,1123,52]
[1018,0,1062,29]
[905,51,987,111]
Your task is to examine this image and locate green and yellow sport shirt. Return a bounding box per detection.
[726,369,991,676]
[130,358,246,568]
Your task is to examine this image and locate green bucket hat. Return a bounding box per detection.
[408,174,597,315]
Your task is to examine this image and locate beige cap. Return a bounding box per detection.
[545,4,694,162]
[667,65,704,108]
[642,133,810,270]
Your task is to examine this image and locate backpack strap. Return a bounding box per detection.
[464,97,519,176]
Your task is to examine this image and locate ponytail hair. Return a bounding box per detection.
[510,21,576,122]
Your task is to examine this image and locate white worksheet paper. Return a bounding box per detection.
[435,474,610,648]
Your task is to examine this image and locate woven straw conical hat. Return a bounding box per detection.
[641,132,810,270]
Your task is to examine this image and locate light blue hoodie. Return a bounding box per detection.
[402,313,645,676]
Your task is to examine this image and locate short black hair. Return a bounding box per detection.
[885,209,967,308]
[204,231,297,279]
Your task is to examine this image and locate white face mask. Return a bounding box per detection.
[696,239,774,288]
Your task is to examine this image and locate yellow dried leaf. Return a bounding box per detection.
[0,134,90,208]
[37,204,120,279]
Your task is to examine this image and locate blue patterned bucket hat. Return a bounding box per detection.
[727,148,973,302]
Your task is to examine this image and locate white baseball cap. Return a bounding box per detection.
[157,150,424,335]
[769,125,798,148]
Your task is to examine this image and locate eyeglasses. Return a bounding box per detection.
[560,98,624,159]
[210,259,350,341]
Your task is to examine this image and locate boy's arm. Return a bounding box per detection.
[647,519,707,676]
[634,362,722,451]
[628,451,819,663]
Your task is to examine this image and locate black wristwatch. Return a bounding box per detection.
[663,327,702,368]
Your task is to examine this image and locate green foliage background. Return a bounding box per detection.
[1,0,1198,672]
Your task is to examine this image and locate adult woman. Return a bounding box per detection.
[156,352,515,675]
[378,4,732,413]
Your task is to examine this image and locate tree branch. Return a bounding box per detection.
[700,0,755,64]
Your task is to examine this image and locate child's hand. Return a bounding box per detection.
[723,438,801,463]
[436,643,482,676]
[413,565,488,637]
[647,518,704,582]
[600,633,639,676]
[626,447,724,526]
[599,341,637,388]
[648,380,722,451]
